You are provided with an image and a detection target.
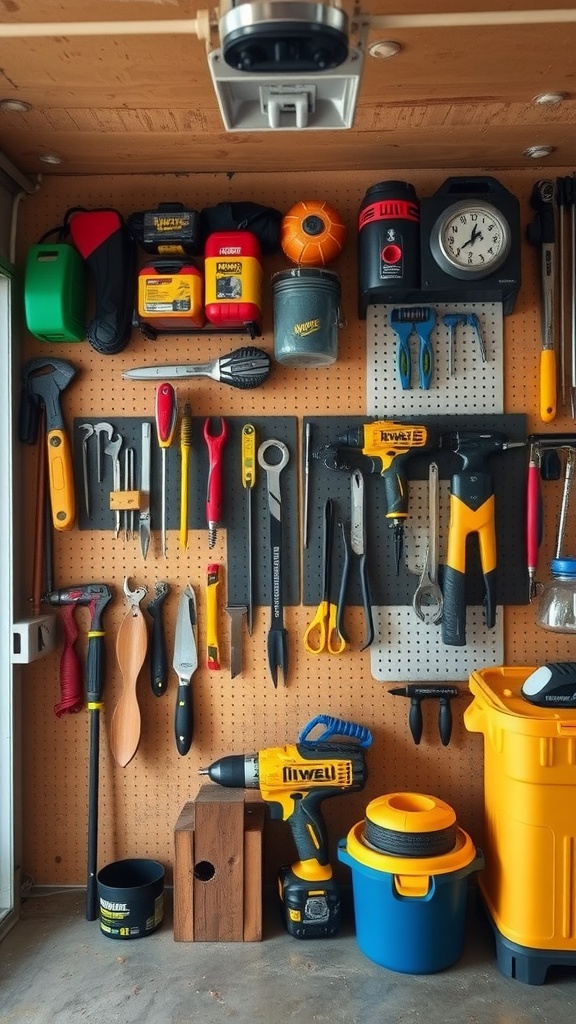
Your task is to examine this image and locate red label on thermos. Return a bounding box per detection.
[358,200,420,231]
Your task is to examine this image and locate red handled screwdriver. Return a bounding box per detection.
[203,417,229,548]
[155,382,178,557]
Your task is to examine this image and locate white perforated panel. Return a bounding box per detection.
[367,301,505,681]
[367,301,504,416]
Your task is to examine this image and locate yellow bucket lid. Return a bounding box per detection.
[345,792,476,875]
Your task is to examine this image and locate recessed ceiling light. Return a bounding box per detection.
[522,145,555,159]
[368,40,401,59]
[0,98,32,113]
[533,92,566,105]
[39,152,63,165]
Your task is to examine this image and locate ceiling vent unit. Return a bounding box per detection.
[209,1,363,131]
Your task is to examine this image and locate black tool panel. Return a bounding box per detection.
[302,414,527,608]
[73,415,299,607]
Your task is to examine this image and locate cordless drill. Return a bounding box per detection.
[337,420,436,573]
[199,716,372,938]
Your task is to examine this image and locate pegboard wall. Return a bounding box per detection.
[14,169,576,894]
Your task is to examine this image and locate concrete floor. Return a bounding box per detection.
[1,888,576,1024]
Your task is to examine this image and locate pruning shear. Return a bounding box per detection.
[337,470,374,651]
[304,499,346,655]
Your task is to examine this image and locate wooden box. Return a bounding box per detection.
[173,786,266,942]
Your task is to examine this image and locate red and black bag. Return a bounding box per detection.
[66,207,136,355]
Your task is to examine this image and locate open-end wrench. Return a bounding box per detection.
[93,422,113,483]
[412,461,444,624]
[104,432,123,538]
[258,439,290,687]
[78,422,94,518]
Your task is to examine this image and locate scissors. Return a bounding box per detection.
[304,499,347,655]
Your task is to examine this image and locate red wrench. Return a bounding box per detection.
[203,417,229,547]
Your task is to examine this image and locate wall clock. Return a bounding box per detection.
[420,177,521,313]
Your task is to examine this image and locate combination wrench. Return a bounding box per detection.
[258,439,290,687]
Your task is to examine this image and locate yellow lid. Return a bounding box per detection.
[467,665,576,734]
[366,792,456,834]
[345,819,477,875]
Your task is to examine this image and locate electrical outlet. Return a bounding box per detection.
[12,615,57,664]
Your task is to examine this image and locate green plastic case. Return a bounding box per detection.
[24,243,86,342]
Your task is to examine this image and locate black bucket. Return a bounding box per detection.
[272,268,342,368]
[97,858,164,939]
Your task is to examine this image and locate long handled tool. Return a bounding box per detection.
[241,423,257,634]
[258,439,290,687]
[155,383,177,557]
[122,345,272,389]
[110,578,148,767]
[179,402,192,549]
[43,584,112,920]
[528,180,557,423]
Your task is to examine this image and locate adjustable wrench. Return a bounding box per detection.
[412,461,444,624]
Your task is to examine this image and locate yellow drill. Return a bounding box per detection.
[337,420,436,572]
[199,716,371,938]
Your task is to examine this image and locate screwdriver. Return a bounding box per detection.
[179,402,192,549]
[241,423,257,635]
[155,382,177,558]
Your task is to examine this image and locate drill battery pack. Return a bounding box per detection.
[279,866,341,939]
[137,259,205,332]
[128,202,201,256]
[24,243,86,342]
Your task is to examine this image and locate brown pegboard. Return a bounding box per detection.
[14,168,576,894]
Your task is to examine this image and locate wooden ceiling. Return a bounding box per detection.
[0,1,575,177]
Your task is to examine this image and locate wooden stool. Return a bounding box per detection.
[173,786,266,941]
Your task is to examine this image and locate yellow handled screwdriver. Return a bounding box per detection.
[241,424,257,635]
[179,402,192,549]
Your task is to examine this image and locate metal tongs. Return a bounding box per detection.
[412,462,444,624]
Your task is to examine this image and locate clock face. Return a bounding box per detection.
[431,201,512,280]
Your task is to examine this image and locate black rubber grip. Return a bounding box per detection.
[441,566,467,647]
[86,633,106,703]
[147,598,169,697]
[484,567,497,629]
[289,794,331,866]
[175,685,193,756]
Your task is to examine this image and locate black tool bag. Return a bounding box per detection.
[200,202,283,254]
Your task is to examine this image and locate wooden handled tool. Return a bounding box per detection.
[110,578,148,767]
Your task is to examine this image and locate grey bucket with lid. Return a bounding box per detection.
[97,858,165,939]
[272,268,343,368]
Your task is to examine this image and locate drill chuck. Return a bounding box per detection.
[200,753,259,788]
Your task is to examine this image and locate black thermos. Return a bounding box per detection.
[358,180,420,317]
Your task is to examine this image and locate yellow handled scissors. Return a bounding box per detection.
[304,499,347,655]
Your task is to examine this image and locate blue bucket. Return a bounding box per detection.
[338,820,483,973]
